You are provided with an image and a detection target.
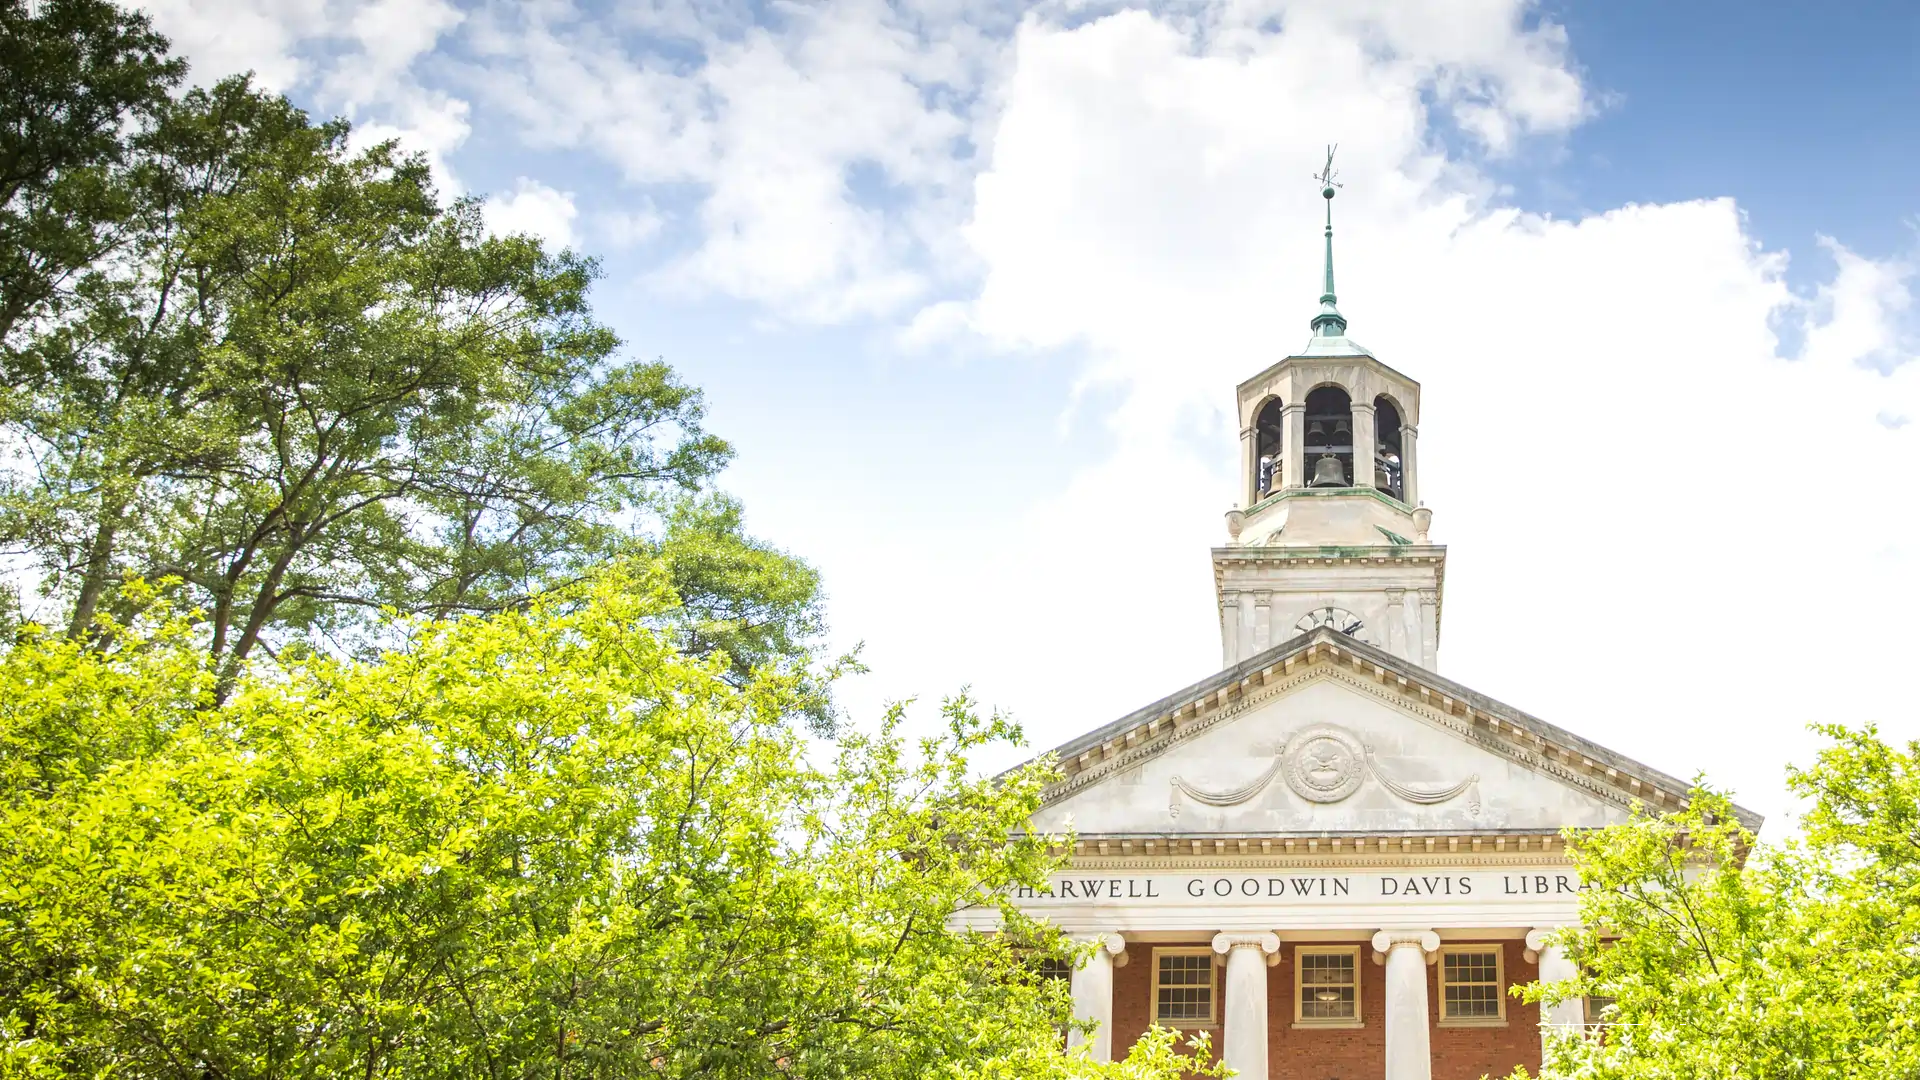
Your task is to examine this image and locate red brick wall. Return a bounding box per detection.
[1113,942,1224,1069]
[1110,939,1541,1080]
[1430,941,1541,1080]
[1268,940,1383,1080]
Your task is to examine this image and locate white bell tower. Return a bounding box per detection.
[1216,152,1445,669]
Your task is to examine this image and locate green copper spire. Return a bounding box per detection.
[1309,145,1347,338]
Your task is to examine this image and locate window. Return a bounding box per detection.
[1294,946,1361,1025]
[1439,946,1506,1024]
[1152,949,1215,1025]
[1034,957,1073,983]
[1583,994,1616,1027]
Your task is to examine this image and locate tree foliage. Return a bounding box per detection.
[0,566,1213,1080]
[0,12,819,694]
[1517,728,1920,1080]
[0,0,182,349]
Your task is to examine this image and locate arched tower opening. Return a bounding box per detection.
[1373,395,1404,500]
[1304,385,1353,487]
[1254,397,1284,499]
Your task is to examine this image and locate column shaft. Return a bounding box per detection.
[1220,595,1239,668]
[1373,931,1439,1080]
[1418,589,1439,670]
[1282,404,1307,490]
[1400,424,1419,506]
[1352,402,1377,491]
[1069,933,1126,1063]
[1212,932,1279,1079]
[1241,424,1258,508]
[1528,930,1585,1062]
[1384,588,1406,662]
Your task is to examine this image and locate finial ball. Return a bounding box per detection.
[1322,186,1336,200]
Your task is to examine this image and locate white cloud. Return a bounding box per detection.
[135,0,472,188]
[482,177,580,250]
[462,0,1004,321]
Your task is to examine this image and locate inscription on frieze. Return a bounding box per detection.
[1009,870,1582,904]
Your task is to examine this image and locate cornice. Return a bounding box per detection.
[1053,832,1575,868]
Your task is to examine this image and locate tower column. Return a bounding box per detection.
[1282,403,1307,490]
[1373,930,1440,1080]
[1527,929,1585,1061]
[1253,591,1272,653]
[1385,587,1407,661]
[1400,423,1419,507]
[1069,932,1128,1062]
[1240,423,1259,508]
[1219,594,1239,667]
[1352,400,1377,490]
[1212,932,1280,1079]
[1418,589,1439,670]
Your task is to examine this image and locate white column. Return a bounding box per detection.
[1220,594,1239,667]
[1241,423,1258,508]
[1212,932,1280,1080]
[1417,589,1439,670]
[1384,588,1406,662]
[1253,592,1272,654]
[1352,401,1377,491]
[1371,930,1439,1080]
[1400,423,1419,506]
[1282,403,1306,490]
[1070,932,1128,1062]
[1526,929,1584,1061]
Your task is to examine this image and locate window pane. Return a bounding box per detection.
[1298,951,1357,1020]
[1442,950,1502,1019]
[1156,954,1213,1022]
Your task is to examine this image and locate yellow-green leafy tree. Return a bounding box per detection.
[0,568,1215,1079]
[1516,730,1920,1079]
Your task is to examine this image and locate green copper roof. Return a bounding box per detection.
[1294,152,1373,359]
[1310,183,1348,338]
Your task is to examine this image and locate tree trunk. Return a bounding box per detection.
[65,492,127,638]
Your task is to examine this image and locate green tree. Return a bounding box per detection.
[0,0,182,350]
[0,566,1213,1079]
[0,66,818,694]
[1516,729,1920,1080]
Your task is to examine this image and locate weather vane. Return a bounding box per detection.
[1314,144,1341,198]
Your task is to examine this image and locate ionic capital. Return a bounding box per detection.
[1075,931,1129,967]
[1525,926,1572,964]
[1211,930,1281,966]
[1370,928,1441,965]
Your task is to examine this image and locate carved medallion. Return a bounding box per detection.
[1282,725,1365,803]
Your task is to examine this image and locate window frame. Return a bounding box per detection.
[1292,945,1364,1028]
[1149,947,1218,1028]
[1437,944,1508,1026]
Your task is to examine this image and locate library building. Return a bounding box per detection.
[952,181,1761,1080]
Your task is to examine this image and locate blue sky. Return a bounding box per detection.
[138,0,1918,832]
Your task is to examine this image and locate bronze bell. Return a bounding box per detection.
[1306,419,1326,444]
[1310,452,1346,487]
[1332,418,1351,444]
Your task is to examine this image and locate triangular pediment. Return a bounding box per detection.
[1026,628,1759,841]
